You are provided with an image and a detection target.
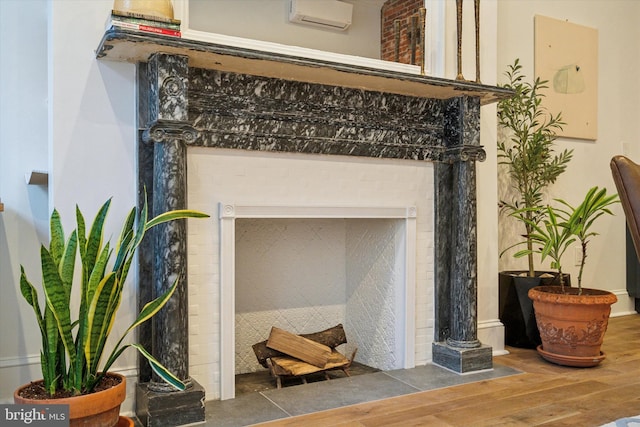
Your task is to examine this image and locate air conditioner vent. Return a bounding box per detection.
[289,0,353,31]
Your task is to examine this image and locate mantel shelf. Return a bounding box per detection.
[96,29,512,105]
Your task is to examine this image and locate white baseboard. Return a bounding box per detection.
[611,289,637,317]
[478,319,508,356]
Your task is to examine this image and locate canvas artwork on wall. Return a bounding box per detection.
[534,15,598,140]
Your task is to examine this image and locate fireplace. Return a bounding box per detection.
[96,29,511,425]
[216,203,418,399]
[185,146,430,399]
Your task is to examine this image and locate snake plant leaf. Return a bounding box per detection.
[101,277,180,376]
[131,344,186,391]
[19,266,45,335]
[145,210,210,231]
[20,267,57,393]
[83,200,111,271]
[85,272,118,374]
[112,207,136,272]
[131,198,148,250]
[76,205,87,265]
[131,277,179,332]
[59,230,78,303]
[43,306,60,395]
[86,243,111,306]
[49,209,65,267]
[40,246,76,371]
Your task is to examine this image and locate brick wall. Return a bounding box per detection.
[380,0,425,65]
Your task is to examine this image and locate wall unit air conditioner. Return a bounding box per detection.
[289,0,353,31]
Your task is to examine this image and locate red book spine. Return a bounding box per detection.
[137,24,181,37]
[109,20,181,37]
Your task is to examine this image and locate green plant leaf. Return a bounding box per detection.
[59,231,77,303]
[20,196,208,395]
[19,266,45,336]
[41,247,75,354]
[85,272,118,374]
[131,344,186,391]
[145,210,210,231]
[49,210,65,267]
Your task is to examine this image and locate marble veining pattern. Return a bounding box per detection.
[187,68,446,161]
[136,50,490,418]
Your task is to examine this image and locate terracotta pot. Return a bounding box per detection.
[528,286,617,367]
[14,373,126,427]
[117,415,135,427]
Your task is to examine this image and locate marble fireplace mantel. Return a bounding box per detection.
[96,29,510,105]
[96,29,512,426]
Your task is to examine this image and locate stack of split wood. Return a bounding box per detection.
[252,324,357,388]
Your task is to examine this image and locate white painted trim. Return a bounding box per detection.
[219,203,417,400]
[611,289,637,317]
[223,204,416,219]
[0,354,139,375]
[404,209,417,368]
[0,354,40,369]
[425,0,446,78]
[219,204,236,401]
[477,319,507,356]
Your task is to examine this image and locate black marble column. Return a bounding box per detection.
[135,53,205,426]
[432,96,492,373]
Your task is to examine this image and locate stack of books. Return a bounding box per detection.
[106,9,181,38]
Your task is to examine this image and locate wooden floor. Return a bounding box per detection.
[257,314,640,427]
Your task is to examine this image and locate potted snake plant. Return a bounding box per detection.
[516,186,619,366]
[13,197,208,426]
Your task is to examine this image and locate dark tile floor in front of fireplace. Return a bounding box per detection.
[203,362,522,426]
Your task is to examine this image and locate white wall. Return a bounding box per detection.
[496,0,640,317]
[0,0,51,400]
[0,0,141,414]
[188,0,383,59]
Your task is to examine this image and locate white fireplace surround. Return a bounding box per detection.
[219,204,417,400]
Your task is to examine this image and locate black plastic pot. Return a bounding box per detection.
[498,271,570,348]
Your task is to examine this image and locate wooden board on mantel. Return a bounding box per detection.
[95,29,513,105]
[267,327,332,368]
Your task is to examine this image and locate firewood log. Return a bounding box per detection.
[252,323,347,368]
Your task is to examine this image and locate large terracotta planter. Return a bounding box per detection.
[528,286,617,367]
[14,373,126,427]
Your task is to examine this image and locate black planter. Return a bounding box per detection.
[498,271,570,348]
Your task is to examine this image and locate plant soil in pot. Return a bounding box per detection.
[14,373,126,427]
[528,286,617,367]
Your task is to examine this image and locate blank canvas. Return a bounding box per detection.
[534,15,598,140]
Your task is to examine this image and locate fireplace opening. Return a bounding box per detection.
[219,204,417,399]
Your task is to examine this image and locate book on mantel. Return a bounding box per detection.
[106,9,181,38]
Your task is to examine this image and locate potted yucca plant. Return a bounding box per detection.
[517,187,620,367]
[13,197,208,426]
